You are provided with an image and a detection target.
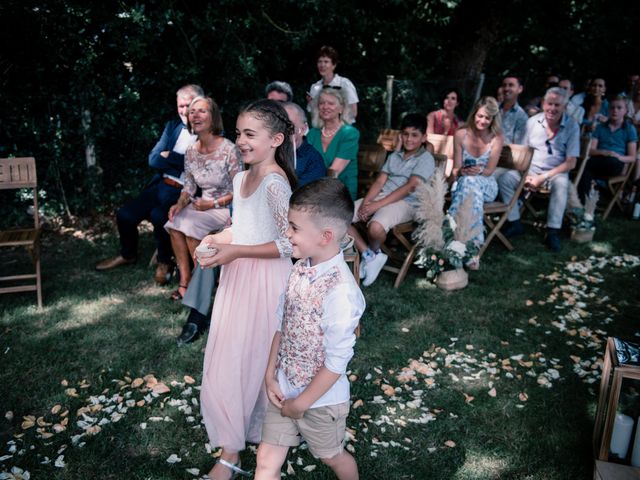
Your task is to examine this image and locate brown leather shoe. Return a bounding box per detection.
[95,255,136,271]
[154,261,174,285]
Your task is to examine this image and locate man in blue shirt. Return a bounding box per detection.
[96,84,204,284]
[499,75,529,145]
[499,87,580,251]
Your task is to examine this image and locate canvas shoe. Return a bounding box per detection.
[362,252,388,287]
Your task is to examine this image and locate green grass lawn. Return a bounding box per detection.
[1,215,640,479]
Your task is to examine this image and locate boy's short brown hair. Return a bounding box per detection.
[290,178,354,237]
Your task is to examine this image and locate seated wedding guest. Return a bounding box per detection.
[348,113,435,286]
[265,81,293,102]
[427,88,462,136]
[306,45,359,121]
[176,101,325,346]
[448,96,504,270]
[621,72,639,97]
[96,84,204,284]
[525,73,560,116]
[581,77,609,134]
[578,95,637,201]
[164,96,241,300]
[283,102,327,186]
[499,75,528,144]
[558,78,585,125]
[625,82,640,126]
[500,87,580,251]
[307,87,359,199]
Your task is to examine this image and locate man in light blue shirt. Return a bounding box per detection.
[499,87,580,251]
[499,76,529,145]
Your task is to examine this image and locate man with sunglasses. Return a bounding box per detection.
[499,87,580,251]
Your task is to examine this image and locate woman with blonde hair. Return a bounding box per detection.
[448,96,504,268]
[307,87,360,199]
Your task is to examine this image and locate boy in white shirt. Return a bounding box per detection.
[255,178,365,480]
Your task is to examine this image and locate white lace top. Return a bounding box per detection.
[230,171,293,257]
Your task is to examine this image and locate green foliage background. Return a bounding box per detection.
[1,0,637,218]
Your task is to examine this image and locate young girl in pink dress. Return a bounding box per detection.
[197,99,297,479]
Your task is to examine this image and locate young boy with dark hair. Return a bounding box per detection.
[255,178,365,480]
[349,112,435,286]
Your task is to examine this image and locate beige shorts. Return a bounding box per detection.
[261,401,350,459]
[353,197,415,233]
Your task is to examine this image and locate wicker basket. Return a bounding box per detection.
[571,228,594,243]
[435,269,468,291]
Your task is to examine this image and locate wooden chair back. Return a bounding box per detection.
[0,157,39,229]
[0,157,42,307]
[497,144,532,172]
[376,129,401,152]
[572,136,593,187]
[357,144,387,197]
[427,133,454,159]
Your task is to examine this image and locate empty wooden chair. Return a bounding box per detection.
[480,145,533,258]
[0,157,42,307]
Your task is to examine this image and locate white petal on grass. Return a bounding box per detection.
[54,455,65,468]
[166,454,181,464]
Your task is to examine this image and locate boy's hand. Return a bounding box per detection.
[265,377,285,409]
[280,398,305,419]
[357,201,378,221]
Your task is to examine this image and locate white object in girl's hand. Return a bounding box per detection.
[195,244,218,261]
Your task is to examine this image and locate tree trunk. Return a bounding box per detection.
[448,0,502,101]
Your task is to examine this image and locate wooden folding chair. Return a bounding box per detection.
[479,145,533,258]
[381,154,449,288]
[0,157,43,308]
[602,159,637,220]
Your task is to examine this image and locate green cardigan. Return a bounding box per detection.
[307,125,360,199]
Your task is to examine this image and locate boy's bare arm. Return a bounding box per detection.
[280,367,340,419]
[366,176,422,212]
[265,332,285,408]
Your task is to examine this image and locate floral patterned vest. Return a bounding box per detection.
[276,259,342,388]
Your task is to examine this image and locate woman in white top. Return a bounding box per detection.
[306,45,359,122]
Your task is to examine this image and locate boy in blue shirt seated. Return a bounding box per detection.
[348,113,436,286]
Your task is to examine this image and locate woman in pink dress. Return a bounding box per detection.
[427,88,462,136]
[197,99,297,479]
[164,96,241,299]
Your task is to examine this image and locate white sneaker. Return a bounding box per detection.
[359,255,369,279]
[362,252,388,287]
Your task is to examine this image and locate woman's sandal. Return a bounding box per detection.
[209,458,252,479]
[170,284,188,301]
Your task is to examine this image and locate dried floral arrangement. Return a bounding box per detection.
[413,166,481,281]
[567,183,599,231]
